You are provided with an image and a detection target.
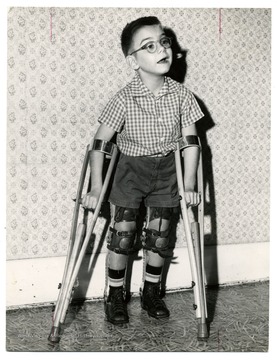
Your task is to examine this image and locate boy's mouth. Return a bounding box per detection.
[157,57,169,64]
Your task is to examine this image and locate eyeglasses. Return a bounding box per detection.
[129,37,172,56]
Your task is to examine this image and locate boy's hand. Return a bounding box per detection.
[81,187,102,210]
[185,190,201,207]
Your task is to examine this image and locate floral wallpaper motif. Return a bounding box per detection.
[7,7,271,260]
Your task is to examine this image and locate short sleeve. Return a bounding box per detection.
[180,89,204,128]
[98,93,126,133]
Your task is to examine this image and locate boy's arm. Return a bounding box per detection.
[82,123,116,209]
[181,123,200,207]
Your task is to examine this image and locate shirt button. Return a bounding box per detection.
[160,137,165,141]
[158,118,162,122]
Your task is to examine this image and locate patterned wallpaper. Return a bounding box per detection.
[7,7,271,260]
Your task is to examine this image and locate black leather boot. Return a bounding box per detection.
[105,286,129,325]
[141,281,170,319]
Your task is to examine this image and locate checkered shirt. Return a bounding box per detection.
[98,74,204,157]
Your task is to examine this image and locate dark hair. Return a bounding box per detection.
[121,16,161,57]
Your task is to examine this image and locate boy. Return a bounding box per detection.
[82,16,204,325]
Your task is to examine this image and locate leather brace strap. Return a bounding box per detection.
[107,226,137,255]
[142,228,171,258]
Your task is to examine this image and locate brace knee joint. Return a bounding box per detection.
[142,207,174,258]
[107,228,137,255]
[107,206,138,255]
[142,228,170,257]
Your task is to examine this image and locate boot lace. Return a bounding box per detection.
[110,288,125,314]
[147,284,165,309]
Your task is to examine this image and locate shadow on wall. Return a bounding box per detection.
[60,27,218,326]
[164,27,187,83]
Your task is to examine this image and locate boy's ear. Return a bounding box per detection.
[126,55,140,70]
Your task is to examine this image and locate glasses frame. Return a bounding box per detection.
[128,36,172,56]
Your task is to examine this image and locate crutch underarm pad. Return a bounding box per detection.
[178,135,201,150]
[89,139,116,156]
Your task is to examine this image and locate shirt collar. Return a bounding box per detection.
[129,73,179,98]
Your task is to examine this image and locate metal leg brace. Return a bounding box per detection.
[48,141,118,344]
[175,137,208,340]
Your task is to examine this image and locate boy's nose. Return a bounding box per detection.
[157,42,166,53]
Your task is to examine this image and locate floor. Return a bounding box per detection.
[6,281,269,352]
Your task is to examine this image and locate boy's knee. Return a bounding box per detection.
[107,206,138,255]
[142,207,174,258]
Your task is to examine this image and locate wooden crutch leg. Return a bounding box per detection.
[48,141,118,344]
[175,137,208,340]
[48,146,90,343]
[192,149,208,327]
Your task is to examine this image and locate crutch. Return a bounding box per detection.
[48,140,118,344]
[175,136,208,340]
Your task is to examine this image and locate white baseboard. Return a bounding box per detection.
[6,242,269,308]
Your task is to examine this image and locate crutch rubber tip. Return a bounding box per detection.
[197,322,209,340]
[48,326,61,344]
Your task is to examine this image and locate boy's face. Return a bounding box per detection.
[128,25,173,77]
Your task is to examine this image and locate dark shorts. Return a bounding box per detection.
[109,152,179,209]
